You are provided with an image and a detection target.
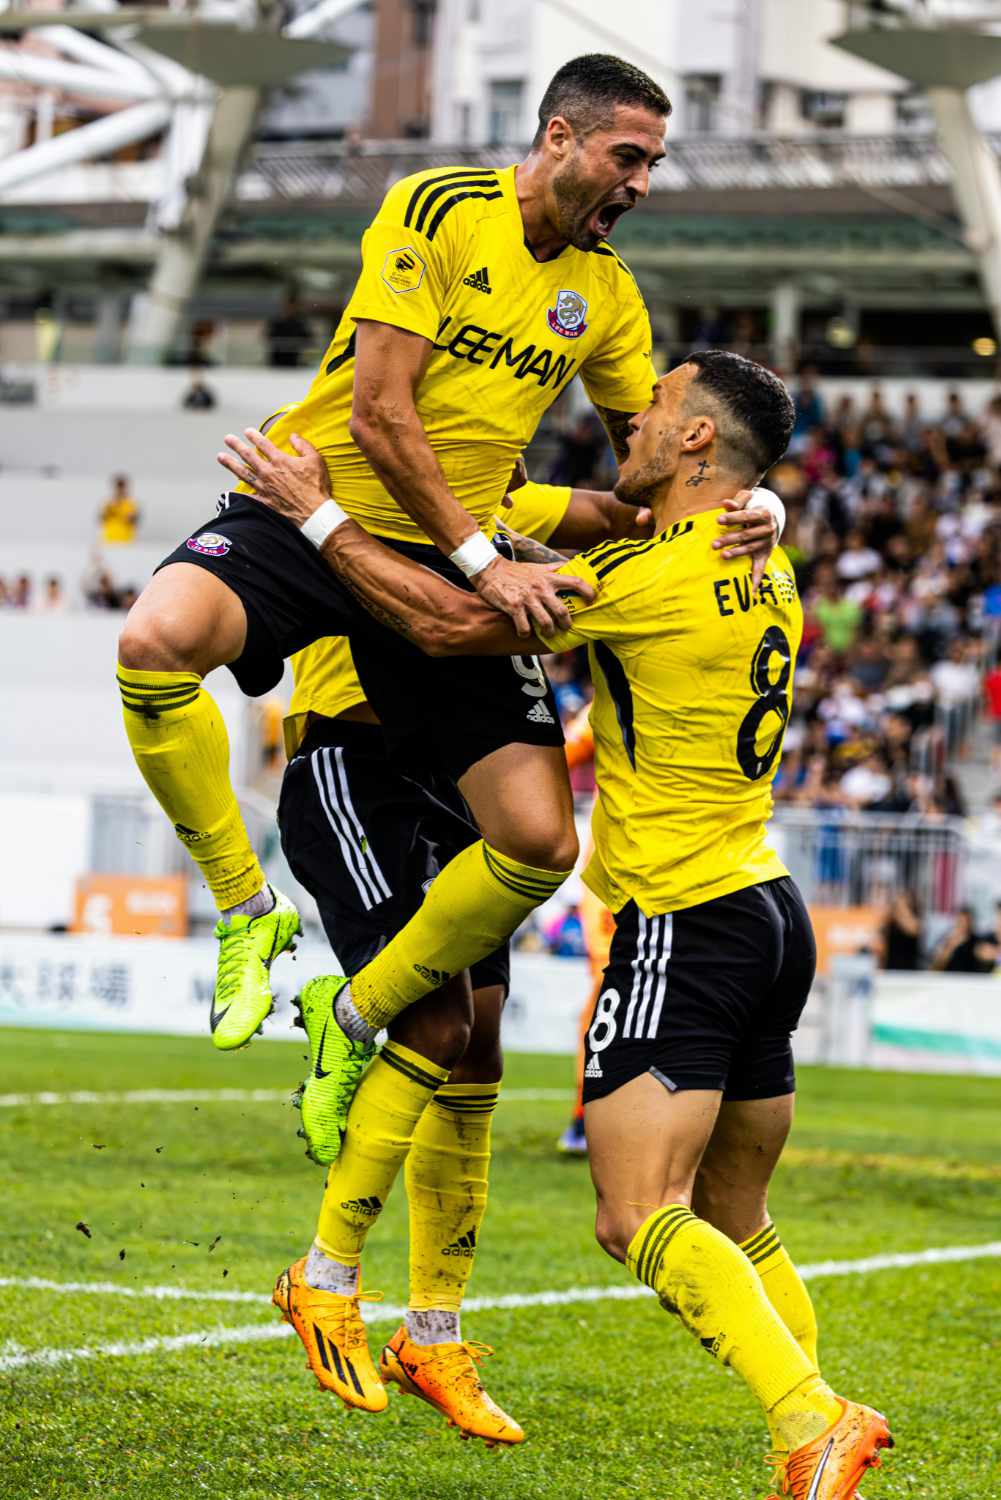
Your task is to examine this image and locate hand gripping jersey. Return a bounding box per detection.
[283,480,573,757]
[254,164,654,545]
[540,511,803,914]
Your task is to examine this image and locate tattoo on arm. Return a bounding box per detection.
[593,405,635,466]
[495,524,566,567]
[686,459,711,488]
[325,551,416,640]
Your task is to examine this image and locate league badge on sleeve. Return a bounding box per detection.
[382,246,426,294]
[547,289,589,339]
[186,532,231,557]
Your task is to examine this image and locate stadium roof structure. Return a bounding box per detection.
[0,132,978,315]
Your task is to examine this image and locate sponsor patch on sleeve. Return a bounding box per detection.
[381,247,426,294]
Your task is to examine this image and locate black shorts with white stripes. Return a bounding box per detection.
[581,877,816,1105]
[277,716,509,994]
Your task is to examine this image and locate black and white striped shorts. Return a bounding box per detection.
[581,878,815,1104]
[277,717,510,994]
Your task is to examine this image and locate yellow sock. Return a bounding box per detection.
[741,1222,820,1451]
[315,1041,448,1263]
[117,664,263,909]
[406,1082,498,1312]
[627,1206,842,1452]
[350,841,571,1031]
[742,1223,819,1366]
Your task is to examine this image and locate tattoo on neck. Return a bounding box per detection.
[686,460,711,488]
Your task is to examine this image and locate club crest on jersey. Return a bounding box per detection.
[186,532,231,557]
[382,245,426,294]
[547,289,588,339]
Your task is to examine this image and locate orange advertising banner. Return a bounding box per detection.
[73,876,188,938]
[810,905,881,975]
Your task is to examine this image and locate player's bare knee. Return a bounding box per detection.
[593,1204,631,1264]
[389,982,472,1070]
[450,1032,503,1085]
[117,607,191,673]
[497,823,578,873]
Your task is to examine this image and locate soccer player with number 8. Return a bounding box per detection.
[236,350,893,1498]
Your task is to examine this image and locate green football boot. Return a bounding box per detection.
[210,886,301,1051]
[291,975,376,1165]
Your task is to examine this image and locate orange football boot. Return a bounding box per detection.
[766,1397,893,1499]
[379,1324,525,1447]
[272,1256,387,1412]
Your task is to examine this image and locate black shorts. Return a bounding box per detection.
[277,717,509,995]
[158,494,358,696]
[581,877,816,1105]
[349,537,564,782]
[160,497,563,780]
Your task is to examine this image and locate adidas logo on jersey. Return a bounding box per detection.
[584,1055,603,1079]
[526,700,555,725]
[462,266,492,294]
[442,1228,477,1257]
[341,1195,383,1215]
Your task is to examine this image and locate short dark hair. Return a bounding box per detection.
[533,54,671,147]
[682,350,794,478]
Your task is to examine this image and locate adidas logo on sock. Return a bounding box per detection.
[174,822,210,844]
[462,266,491,294]
[414,962,450,985]
[442,1228,477,1257]
[584,1055,603,1079]
[341,1195,383,1215]
[526,700,555,725]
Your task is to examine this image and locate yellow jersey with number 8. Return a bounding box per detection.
[540,510,801,915]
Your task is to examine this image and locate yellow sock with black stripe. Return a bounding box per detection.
[315,1041,448,1263]
[406,1082,498,1322]
[627,1206,842,1453]
[741,1221,821,1451]
[741,1222,819,1366]
[349,841,571,1032]
[117,664,264,910]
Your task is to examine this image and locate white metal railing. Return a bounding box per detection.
[773,808,968,917]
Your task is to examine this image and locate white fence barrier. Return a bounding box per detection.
[1,935,1000,1075]
[0,935,587,1057]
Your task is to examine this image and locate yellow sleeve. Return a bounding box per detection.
[537,554,627,653]
[579,272,656,416]
[344,175,459,343]
[499,481,572,543]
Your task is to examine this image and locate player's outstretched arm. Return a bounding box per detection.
[217,430,591,656]
[549,487,654,548]
[350,320,593,638]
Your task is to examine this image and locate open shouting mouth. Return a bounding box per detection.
[590,197,633,238]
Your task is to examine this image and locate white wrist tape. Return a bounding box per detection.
[748,486,786,542]
[449,530,497,580]
[300,498,349,549]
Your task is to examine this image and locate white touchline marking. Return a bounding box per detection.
[0,1086,571,1108]
[1,1241,998,1374]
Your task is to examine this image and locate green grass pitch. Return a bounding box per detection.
[1,1027,999,1499]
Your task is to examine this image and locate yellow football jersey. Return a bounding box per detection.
[540,510,802,915]
[283,480,573,757]
[251,163,654,545]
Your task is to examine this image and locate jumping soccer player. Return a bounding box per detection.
[271,478,635,1444]
[268,474,779,1441]
[116,53,677,1047]
[226,351,892,1499]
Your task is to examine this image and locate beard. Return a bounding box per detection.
[616,428,676,504]
[551,156,602,252]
